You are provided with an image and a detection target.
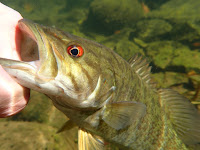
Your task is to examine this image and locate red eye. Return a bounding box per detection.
[67,45,84,57]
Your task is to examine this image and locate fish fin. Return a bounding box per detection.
[101,101,146,130]
[84,110,101,128]
[128,54,155,86]
[78,128,104,150]
[57,119,76,133]
[159,88,200,145]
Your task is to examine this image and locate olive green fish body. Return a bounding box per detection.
[77,56,188,149]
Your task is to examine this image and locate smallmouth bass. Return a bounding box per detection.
[0,19,200,150]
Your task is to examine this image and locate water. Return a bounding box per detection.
[1,0,200,149]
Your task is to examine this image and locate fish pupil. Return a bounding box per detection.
[71,48,79,56]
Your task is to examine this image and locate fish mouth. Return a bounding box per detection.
[18,19,40,68]
[0,19,41,74]
[0,19,58,92]
[18,18,58,79]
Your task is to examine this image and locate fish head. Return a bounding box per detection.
[0,19,116,110]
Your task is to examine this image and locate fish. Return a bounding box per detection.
[0,19,200,150]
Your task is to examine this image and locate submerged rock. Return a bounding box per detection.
[146,41,200,72]
[88,0,144,32]
[150,0,200,21]
[114,40,144,61]
[134,19,172,41]
[149,0,200,35]
[153,72,188,88]
[0,121,78,150]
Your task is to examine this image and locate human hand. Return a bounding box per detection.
[0,3,30,117]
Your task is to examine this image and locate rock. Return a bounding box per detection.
[150,0,200,22]
[146,41,200,72]
[114,40,144,60]
[88,0,144,32]
[149,0,200,35]
[1,0,67,24]
[96,28,144,60]
[0,121,78,150]
[152,72,188,88]
[134,19,172,41]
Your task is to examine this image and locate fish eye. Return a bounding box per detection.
[67,45,84,58]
